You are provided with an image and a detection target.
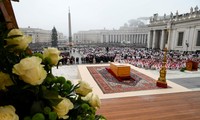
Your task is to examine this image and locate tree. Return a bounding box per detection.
[51,26,58,47]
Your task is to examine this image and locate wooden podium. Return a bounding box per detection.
[110,62,130,78]
[186,60,198,71]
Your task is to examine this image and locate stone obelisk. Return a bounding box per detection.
[68,7,72,46]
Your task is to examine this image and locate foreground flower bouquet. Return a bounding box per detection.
[0,29,106,120]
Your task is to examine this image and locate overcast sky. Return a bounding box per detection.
[12,0,199,36]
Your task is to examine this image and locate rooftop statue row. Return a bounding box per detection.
[149,5,200,24]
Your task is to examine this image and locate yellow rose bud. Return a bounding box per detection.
[75,80,93,96]
[5,29,32,50]
[82,92,101,109]
[0,72,13,90]
[12,56,47,85]
[53,96,74,119]
[0,105,19,120]
[7,29,23,36]
[43,47,61,65]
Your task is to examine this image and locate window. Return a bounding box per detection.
[177,32,184,46]
[196,31,200,46]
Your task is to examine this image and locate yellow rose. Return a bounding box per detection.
[75,80,93,96]
[0,72,13,90]
[82,92,101,109]
[5,29,32,50]
[12,56,47,85]
[0,105,19,120]
[43,47,61,65]
[53,96,74,119]
[7,29,23,36]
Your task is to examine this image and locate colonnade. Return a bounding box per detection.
[148,29,169,50]
[102,33,148,45]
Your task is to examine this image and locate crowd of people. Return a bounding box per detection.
[57,46,200,70]
[77,47,200,70]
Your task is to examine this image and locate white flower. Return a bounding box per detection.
[82,92,101,109]
[0,105,19,120]
[53,96,74,119]
[0,72,13,90]
[5,29,32,50]
[43,47,61,65]
[75,80,93,96]
[12,56,47,85]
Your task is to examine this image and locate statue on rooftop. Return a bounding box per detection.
[163,13,166,19]
[190,7,193,14]
[170,12,173,19]
[194,6,199,13]
[176,10,178,17]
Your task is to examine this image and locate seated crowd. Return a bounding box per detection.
[78,47,200,70]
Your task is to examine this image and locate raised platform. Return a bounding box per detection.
[77,64,191,99]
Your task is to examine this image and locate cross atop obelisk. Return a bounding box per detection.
[68,7,72,46]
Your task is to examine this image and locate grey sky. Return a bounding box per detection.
[12,0,199,36]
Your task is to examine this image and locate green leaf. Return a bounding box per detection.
[44,106,51,115]
[49,99,63,106]
[32,113,45,120]
[57,76,66,84]
[95,115,107,120]
[41,89,62,106]
[30,101,44,115]
[42,89,58,99]
[63,82,71,91]
[23,116,32,120]
[33,53,43,59]
[48,112,57,120]
[66,80,72,86]
[44,57,51,64]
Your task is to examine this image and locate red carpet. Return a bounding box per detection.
[87,66,169,94]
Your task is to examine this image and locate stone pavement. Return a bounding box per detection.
[146,69,200,90]
[52,50,200,98]
[52,50,83,81]
[53,64,200,91]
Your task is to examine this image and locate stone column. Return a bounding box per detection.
[160,30,165,50]
[152,30,156,48]
[145,34,148,45]
[111,35,113,42]
[139,34,141,44]
[131,34,133,44]
[141,34,144,44]
[167,29,171,50]
[108,35,110,43]
[147,31,151,48]
[135,34,137,43]
[114,35,115,43]
[105,34,108,43]
[138,34,140,44]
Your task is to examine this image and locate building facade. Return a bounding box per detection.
[148,6,200,51]
[20,27,67,50]
[20,27,66,43]
[73,26,149,46]
[101,26,148,46]
[73,30,104,44]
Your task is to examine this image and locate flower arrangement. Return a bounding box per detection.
[0,28,106,120]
